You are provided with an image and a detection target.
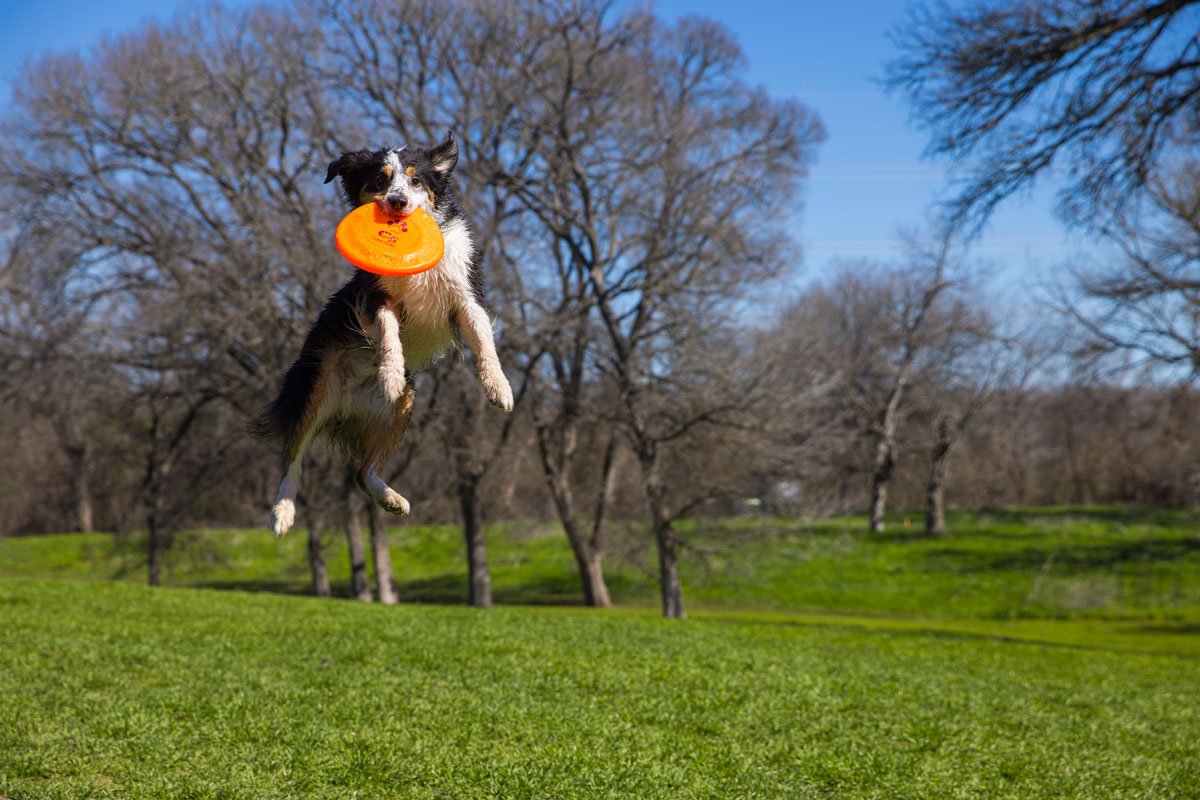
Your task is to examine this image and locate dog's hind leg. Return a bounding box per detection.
[270,448,308,537]
[357,383,416,515]
[270,370,335,537]
[360,462,411,516]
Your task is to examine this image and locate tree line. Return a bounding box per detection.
[2,0,1197,617]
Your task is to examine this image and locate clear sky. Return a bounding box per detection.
[0,0,1081,295]
[651,0,1085,288]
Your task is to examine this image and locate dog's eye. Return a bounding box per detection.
[410,176,422,188]
[372,173,389,190]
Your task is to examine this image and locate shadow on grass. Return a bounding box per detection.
[193,573,596,607]
[923,537,1200,575]
[965,505,1198,528]
[701,614,1200,658]
[864,528,1036,545]
[193,578,316,597]
[1133,623,1200,635]
[861,506,1199,545]
[394,574,594,606]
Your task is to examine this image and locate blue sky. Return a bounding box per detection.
[652,0,1083,284]
[0,0,1081,294]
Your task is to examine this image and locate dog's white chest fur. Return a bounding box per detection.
[377,216,474,370]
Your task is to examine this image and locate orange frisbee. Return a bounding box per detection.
[335,204,445,276]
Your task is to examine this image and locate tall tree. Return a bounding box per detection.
[0,218,114,533]
[888,1,1200,387]
[782,233,985,532]
[316,0,823,616]
[915,327,1002,535]
[0,4,361,580]
[887,0,1200,228]
[484,3,823,616]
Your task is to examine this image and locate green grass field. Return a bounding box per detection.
[2,507,1199,798]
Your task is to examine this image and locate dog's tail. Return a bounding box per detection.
[247,372,303,465]
[248,348,328,469]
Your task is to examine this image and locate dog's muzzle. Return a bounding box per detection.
[382,193,409,215]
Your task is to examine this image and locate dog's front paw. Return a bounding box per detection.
[483,370,513,412]
[379,365,406,404]
[271,498,296,538]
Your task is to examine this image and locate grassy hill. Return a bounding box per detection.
[2,507,1200,798]
[4,506,1199,620]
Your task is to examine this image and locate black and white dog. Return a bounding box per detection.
[253,132,512,537]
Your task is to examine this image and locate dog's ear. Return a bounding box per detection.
[430,131,458,174]
[324,150,374,184]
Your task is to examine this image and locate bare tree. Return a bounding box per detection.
[315,0,823,616]
[0,219,115,533]
[868,262,947,534]
[785,232,989,532]
[429,356,530,609]
[1054,158,1200,379]
[134,381,221,586]
[888,1,1200,403]
[478,3,822,617]
[886,0,1200,229]
[916,332,1002,535]
[0,4,361,580]
[316,0,613,608]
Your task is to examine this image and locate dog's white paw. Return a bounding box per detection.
[271,498,296,537]
[375,488,411,516]
[379,367,406,405]
[484,371,513,413]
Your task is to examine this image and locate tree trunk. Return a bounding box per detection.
[581,428,620,608]
[458,476,492,609]
[925,418,953,534]
[305,506,332,598]
[537,425,613,608]
[1062,400,1087,503]
[343,482,373,602]
[60,417,95,533]
[367,504,398,604]
[77,477,95,534]
[590,429,619,557]
[579,546,611,608]
[69,438,95,533]
[562,516,612,608]
[868,437,895,533]
[654,520,685,619]
[868,354,915,533]
[636,441,685,619]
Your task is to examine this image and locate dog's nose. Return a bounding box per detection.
[385,194,407,213]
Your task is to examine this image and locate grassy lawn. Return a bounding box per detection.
[4,506,1199,621]
[2,507,1199,798]
[2,578,1199,799]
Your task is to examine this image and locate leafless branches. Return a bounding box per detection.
[1054,158,1200,377]
[887,0,1200,229]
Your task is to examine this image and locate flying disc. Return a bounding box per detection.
[335,204,444,276]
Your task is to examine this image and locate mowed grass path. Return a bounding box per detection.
[2,578,1199,799]
[2,507,1200,798]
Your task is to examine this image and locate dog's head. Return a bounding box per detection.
[325,132,459,216]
